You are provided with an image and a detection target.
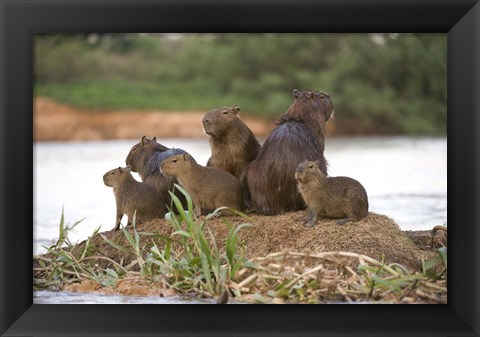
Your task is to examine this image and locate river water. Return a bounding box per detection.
[33,136,447,304]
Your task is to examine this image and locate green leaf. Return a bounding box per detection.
[200,252,213,293]
[422,255,442,274]
[438,247,447,269]
[105,268,119,279]
[100,234,130,254]
[121,225,137,250]
[164,239,172,261]
[172,230,192,238]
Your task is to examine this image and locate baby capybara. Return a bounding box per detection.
[103,166,167,231]
[125,136,190,208]
[160,154,243,217]
[202,105,261,205]
[247,89,334,215]
[295,160,368,228]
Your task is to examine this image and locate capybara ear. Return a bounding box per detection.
[307,91,314,99]
[119,166,124,173]
[233,105,240,114]
[183,154,188,161]
[314,159,322,167]
[141,136,148,145]
[293,89,300,99]
[152,136,157,142]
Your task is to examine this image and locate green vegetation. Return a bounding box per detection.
[33,186,447,303]
[34,33,446,135]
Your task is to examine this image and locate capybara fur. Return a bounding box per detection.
[202,105,261,205]
[103,166,167,231]
[295,160,369,228]
[247,89,334,215]
[125,136,191,209]
[160,154,243,217]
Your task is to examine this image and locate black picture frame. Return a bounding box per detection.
[1,0,479,336]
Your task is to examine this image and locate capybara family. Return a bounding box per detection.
[103,89,370,231]
[103,166,167,230]
[295,160,368,228]
[125,136,190,208]
[202,105,261,205]
[247,89,334,215]
[160,154,243,217]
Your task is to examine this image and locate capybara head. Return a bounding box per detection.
[126,136,169,171]
[103,166,132,187]
[281,89,334,126]
[160,153,194,177]
[294,160,326,184]
[202,105,241,137]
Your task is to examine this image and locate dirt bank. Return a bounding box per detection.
[34,97,338,141]
[34,97,313,141]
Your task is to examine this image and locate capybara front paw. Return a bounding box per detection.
[304,220,316,228]
[303,215,313,224]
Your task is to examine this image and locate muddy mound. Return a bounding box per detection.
[69,211,432,272]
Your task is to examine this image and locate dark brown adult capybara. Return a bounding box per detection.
[295,160,369,228]
[125,136,191,209]
[103,166,167,230]
[160,154,243,217]
[202,105,261,205]
[247,89,334,215]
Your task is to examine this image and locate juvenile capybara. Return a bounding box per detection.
[160,154,243,217]
[103,166,167,231]
[125,136,191,208]
[295,160,369,228]
[247,89,334,215]
[202,105,261,205]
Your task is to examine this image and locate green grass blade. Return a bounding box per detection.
[100,234,130,254]
[172,230,192,238]
[173,184,193,214]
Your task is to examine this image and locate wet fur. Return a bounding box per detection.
[247,90,334,215]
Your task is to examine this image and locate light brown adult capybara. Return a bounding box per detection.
[125,136,191,209]
[103,166,167,230]
[202,105,261,205]
[247,89,334,215]
[160,154,243,217]
[295,160,369,228]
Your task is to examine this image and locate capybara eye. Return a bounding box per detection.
[172,159,177,163]
[222,111,228,115]
[132,146,137,152]
[309,165,314,168]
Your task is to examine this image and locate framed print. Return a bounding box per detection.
[1,0,479,336]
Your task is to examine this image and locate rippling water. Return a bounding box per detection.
[34,136,446,303]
